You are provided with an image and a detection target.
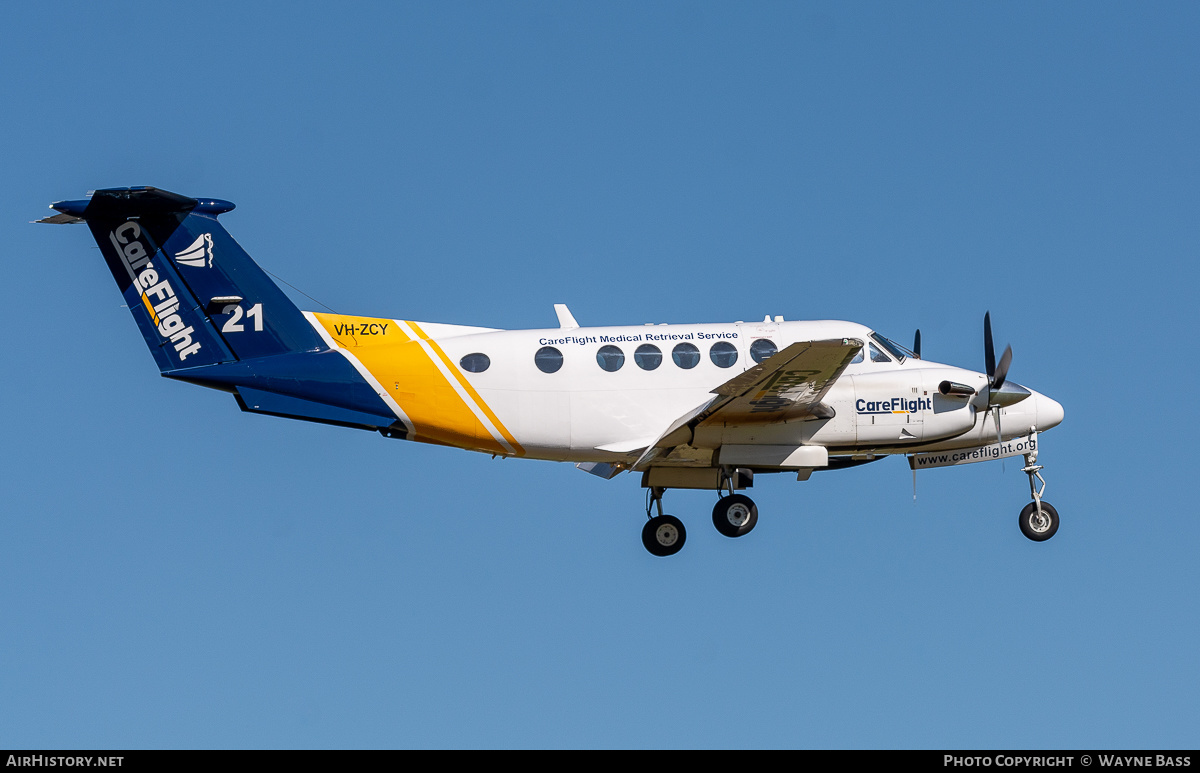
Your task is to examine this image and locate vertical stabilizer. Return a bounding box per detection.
[44,187,326,372]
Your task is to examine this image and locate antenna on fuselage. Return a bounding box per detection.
[554,304,579,330]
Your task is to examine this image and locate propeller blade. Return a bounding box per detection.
[980,311,1013,449]
[984,312,996,379]
[913,329,922,359]
[992,344,1012,391]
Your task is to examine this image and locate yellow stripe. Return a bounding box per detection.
[408,321,525,456]
[310,313,508,455]
[141,293,159,325]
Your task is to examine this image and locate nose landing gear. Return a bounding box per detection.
[1019,434,1059,542]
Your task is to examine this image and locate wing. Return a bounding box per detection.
[701,338,863,424]
[632,338,862,470]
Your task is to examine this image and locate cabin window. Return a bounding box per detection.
[634,343,662,371]
[749,338,777,364]
[709,341,739,368]
[596,345,625,372]
[535,346,564,373]
[672,342,700,369]
[869,342,892,363]
[460,353,490,373]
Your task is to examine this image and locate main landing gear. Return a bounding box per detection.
[642,487,687,557]
[712,494,758,538]
[1018,433,1059,542]
[642,473,759,557]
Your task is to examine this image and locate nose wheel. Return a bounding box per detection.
[1019,500,1059,541]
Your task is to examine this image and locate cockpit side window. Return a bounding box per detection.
[872,334,913,362]
[869,342,892,363]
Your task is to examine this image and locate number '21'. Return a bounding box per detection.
[221,303,264,333]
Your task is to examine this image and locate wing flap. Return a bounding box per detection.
[631,395,721,470]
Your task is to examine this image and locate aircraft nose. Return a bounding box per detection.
[1036,393,1065,430]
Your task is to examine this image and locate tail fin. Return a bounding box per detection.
[43,187,325,372]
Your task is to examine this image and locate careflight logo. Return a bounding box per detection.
[108,223,203,362]
[174,233,214,268]
[857,396,932,414]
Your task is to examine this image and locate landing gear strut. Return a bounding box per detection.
[642,486,686,557]
[1019,433,1059,541]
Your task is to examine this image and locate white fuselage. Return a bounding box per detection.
[392,317,1063,465]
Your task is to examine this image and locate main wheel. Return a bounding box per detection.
[1019,501,1059,542]
[642,515,687,556]
[712,494,758,538]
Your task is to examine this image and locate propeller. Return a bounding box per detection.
[982,311,1026,447]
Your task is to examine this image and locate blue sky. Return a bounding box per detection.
[3,2,1198,749]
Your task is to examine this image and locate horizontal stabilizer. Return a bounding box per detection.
[164,349,397,420]
[235,386,395,430]
[34,212,85,225]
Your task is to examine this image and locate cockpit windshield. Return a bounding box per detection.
[871,333,915,363]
